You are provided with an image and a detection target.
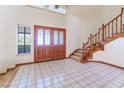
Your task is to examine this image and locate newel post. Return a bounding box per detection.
[121,8,124,14]
[102,24,105,41]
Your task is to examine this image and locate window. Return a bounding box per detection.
[30,5,44,9]
[48,5,66,14]
[29,5,66,15]
[17,25,31,54]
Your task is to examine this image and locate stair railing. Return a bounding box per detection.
[83,8,124,49]
[81,8,124,62]
[102,8,124,41]
[82,37,90,50]
[82,28,103,50]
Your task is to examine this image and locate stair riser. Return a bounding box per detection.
[70,7,124,63]
[75,55,82,57]
[71,56,81,62]
[71,57,81,62]
[74,53,82,57]
[77,50,83,53]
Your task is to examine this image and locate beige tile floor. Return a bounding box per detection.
[9,59,124,88]
[0,67,19,88]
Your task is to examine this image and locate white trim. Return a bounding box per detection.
[17,53,32,56]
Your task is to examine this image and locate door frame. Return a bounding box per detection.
[34,25,66,62]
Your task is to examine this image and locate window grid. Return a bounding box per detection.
[18,26,31,54]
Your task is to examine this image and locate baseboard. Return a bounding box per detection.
[16,62,35,67]
[0,58,68,75]
[7,67,15,72]
[88,60,124,70]
[0,67,16,76]
[0,62,34,75]
[65,57,70,59]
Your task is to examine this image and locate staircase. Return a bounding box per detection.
[70,8,124,63]
[70,49,83,62]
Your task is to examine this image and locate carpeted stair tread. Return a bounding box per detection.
[71,55,81,62]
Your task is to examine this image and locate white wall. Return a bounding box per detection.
[1,5,124,73]
[0,5,83,73]
[0,5,66,73]
[101,5,124,24]
[91,6,124,67]
[66,5,103,55]
[93,38,124,67]
[80,6,103,43]
[66,6,82,56]
[80,6,124,43]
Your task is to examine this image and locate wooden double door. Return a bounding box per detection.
[34,25,66,62]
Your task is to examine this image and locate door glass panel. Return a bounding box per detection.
[45,30,50,45]
[38,29,43,45]
[54,31,59,45]
[59,31,64,45]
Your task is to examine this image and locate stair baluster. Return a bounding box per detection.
[123,24,124,32]
[102,24,105,41]
[120,14,122,33]
[116,18,118,34]
[108,24,110,37]
[90,34,92,46]
[112,21,114,37]
[70,8,124,63]
[94,34,95,44]
[95,33,97,43]
[98,32,100,42]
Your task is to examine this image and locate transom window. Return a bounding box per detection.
[29,5,66,15]
[48,5,66,14]
[17,25,31,54]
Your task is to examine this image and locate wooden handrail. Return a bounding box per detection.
[121,8,124,13]
[80,8,124,62]
[82,7,124,52]
[104,14,121,27]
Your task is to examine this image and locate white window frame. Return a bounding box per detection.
[16,24,33,56]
